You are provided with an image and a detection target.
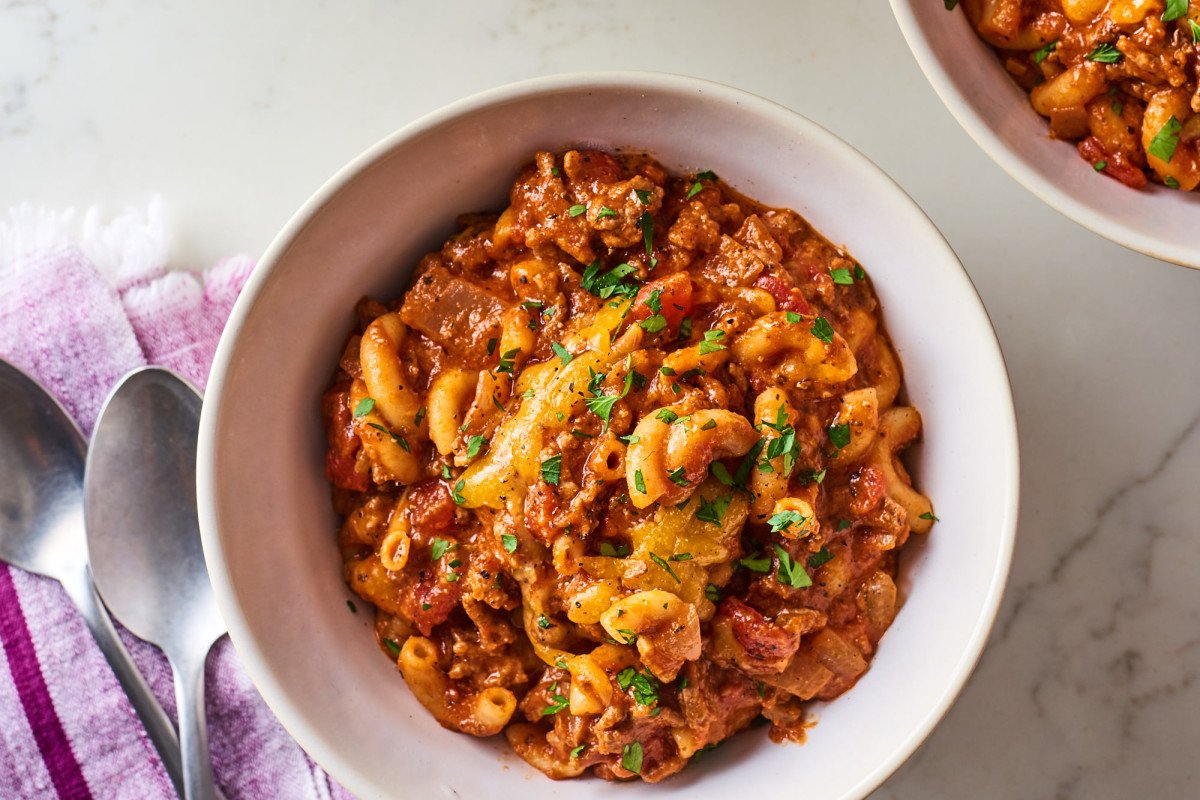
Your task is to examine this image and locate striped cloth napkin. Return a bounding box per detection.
[0,199,355,800]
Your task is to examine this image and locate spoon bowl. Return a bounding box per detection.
[0,358,185,795]
[86,366,226,800]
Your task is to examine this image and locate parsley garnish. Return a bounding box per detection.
[1163,0,1187,21]
[705,584,721,603]
[568,204,586,217]
[944,0,959,8]
[640,212,654,256]
[807,547,834,568]
[367,423,410,452]
[599,542,630,558]
[737,552,772,573]
[551,342,574,365]
[919,511,940,522]
[622,742,643,774]
[466,435,486,459]
[441,464,452,480]
[421,602,432,610]
[1191,19,1200,43]
[580,261,639,299]
[767,509,806,534]
[617,666,660,705]
[774,544,812,588]
[640,313,668,333]
[696,494,732,525]
[596,206,617,219]
[810,316,835,344]
[1032,39,1058,64]
[854,264,866,281]
[1149,116,1182,163]
[496,347,521,374]
[837,519,851,531]
[1087,42,1122,63]
[430,539,453,560]
[710,461,734,486]
[1094,161,1108,171]
[698,329,727,354]
[538,614,552,629]
[353,398,375,418]
[571,744,586,758]
[666,467,689,486]
[347,600,357,613]
[1166,176,1182,189]
[649,553,681,583]
[414,407,426,426]
[678,316,693,340]
[486,337,497,356]
[501,533,518,553]
[656,408,679,424]
[635,188,653,205]
[382,638,401,657]
[830,267,855,285]
[541,690,570,716]
[633,469,646,494]
[785,311,802,323]
[452,479,466,505]
[541,454,562,486]
[828,422,851,449]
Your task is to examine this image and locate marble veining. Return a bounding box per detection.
[3,0,1199,797]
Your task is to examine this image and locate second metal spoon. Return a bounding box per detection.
[85,367,226,800]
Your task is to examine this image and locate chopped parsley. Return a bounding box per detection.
[538,614,552,629]
[785,311,803,323]
[430,539,453,560]
[1032,39,1058,64]
[571,744,586,758]
[584,356,635,429]
[827,422,852,449]
[596,206,617,219]
[737,552,772,573]
[701,418,717,431]
[767,509,807,534]
[837,519,851,531]
[710,461,734,486]
[807,547,834,569]
[580,260,640,299]
[666,467,690,486]
[1163,0,1188,22]
[616,666,660,705]
[452,479,466,505]
[352,398,375,418]
[855,264,866,281]
[1149,116,1182,163]
[633,469,646,494]
[466,435,486,459]
[600,542,631,558]
[367,423,410,452]
[551,342,574,365]
[496,347,521,373]
[382,638,402,657]
[830,267,855,285]
[640,212,654,256]
[501,533,518,553]
[774,544,812,588]
[919,511,941,522]
[640,313,669,333]
[1192,19,1200,43]
[1087,42,1122,63]
[441,464,452,480]
[696,494,732,525]
[635,188,654,205]
[678,316,693,340]
[414,407,426,426]
[1094,161,1108,171]
[541,453,563,486]
[567,204,587,217]
[1166,176,1182,189]
[421,602,431,610]
[486,337,497,356]
[656,409,679,424]
[541,689,570,716]
[346,600,357,613]
[810,316,835,344]
[705,584,721,603]
[698,329,727,354]
[650,553,681,583]
[944,0,959,8]
[622,742,643,774]
[1112,101,1123,115]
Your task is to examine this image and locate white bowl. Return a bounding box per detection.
[890,0,1200,269]
[197,72,1019,800]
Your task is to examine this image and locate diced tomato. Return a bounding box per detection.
[408,480,456,535]
[322,383,368,492]
[625,271,694,329]
[1079,136,1147,190]
[719,597,799,661]
[848,465,887,516]
[753,273,812,315]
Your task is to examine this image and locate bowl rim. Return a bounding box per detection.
[196,69,1020,799]
[889,0,1200,270]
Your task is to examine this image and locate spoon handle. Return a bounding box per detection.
[173,647,217,800]
[57,565,185,796]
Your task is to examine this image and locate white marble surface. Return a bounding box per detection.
[4,0,1199,797]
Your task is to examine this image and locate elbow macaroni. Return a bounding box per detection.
[322,149,934,783]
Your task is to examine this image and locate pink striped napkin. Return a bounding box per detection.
[0,199,355,800]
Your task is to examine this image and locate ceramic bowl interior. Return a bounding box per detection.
[197,72,1019,800]
[890,0,1200,269]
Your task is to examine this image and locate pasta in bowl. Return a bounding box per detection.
[197,73,1018,800]
[323,149,934,781]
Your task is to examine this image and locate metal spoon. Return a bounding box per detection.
[85,367,226,800]
[0,359,185,795]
